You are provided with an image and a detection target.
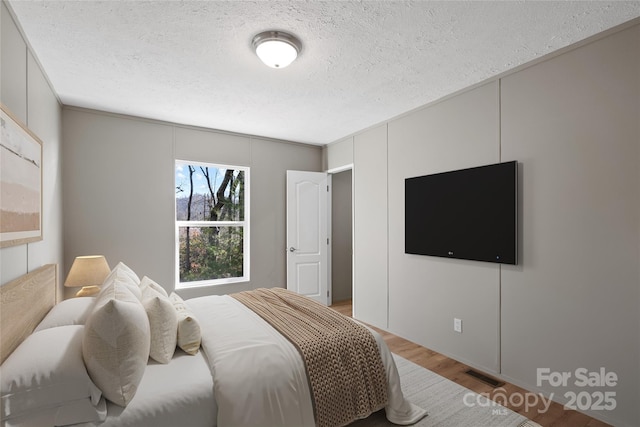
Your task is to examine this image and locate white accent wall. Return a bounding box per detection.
[0,3,63,298]
[326,22,639,427]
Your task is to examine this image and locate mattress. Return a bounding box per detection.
[187,294,426,426]
[78,349,216,427]
[4,289,424,427]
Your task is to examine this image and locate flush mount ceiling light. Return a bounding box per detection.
[252,31,302,69]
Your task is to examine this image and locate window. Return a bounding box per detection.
[175,161,249,288]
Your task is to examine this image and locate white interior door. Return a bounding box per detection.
[286,170,329,305]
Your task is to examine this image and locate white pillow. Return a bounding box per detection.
[34,297,96,332]
[83,280,150,407]
[141,284,177,364]
[139,275,168,298]
[112,261,140,283]
[169,292,201,355]
[100,262,142,300]
[0,325,104,425]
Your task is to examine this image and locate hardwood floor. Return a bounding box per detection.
[329,300,610,427]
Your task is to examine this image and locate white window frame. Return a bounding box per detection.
[174,160,250,289]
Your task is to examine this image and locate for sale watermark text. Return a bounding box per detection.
[537,368,617,411]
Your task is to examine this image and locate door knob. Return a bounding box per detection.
[289,247,297,252]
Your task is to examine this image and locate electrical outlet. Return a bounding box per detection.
[454,318,462,333]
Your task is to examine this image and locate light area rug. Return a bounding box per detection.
[352,354,542,427]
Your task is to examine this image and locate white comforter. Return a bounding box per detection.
[187,295,427,426]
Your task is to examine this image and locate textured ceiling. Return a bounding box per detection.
[7,1,640,145]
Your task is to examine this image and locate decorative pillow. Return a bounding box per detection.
[83,280,150,407]
[139,275,168,298]
[34,297,96,332]
[141,283,177,364]
[169,292,201,355]
[100,262,142,300]
[112,261,140,283]
[0,325,103,425]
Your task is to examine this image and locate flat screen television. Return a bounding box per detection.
[405,161,517,264]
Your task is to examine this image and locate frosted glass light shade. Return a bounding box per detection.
[252,31,301,69]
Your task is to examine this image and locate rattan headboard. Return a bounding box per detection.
[0,264,57,364]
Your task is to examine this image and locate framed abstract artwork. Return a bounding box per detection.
[1,104,43,248]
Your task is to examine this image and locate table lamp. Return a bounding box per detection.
[64,255,111,297]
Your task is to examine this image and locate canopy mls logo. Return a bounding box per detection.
[463,367,618,415]
[463,387,553,415]
[537,368,618,411]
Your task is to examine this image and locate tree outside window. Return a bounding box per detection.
[175,161,249,287]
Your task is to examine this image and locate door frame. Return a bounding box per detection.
[326,164,354,308]
[285,166,354,308]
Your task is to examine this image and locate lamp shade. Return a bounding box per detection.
[64,255,111,288]
[252,31,301,69]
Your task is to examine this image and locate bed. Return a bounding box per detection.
[1,263,426,427]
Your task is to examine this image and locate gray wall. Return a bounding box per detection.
[62,108,322,298]
[326,22,639,427]
[0,2,64,299]
[388,81,501,371]
[499,25,639,425]
[323,136,353,172]
[353,124,389,329]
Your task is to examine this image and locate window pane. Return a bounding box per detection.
[176,165,245,222]
[178,226,243,282]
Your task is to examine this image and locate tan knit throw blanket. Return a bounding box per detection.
[232,288,388,427]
